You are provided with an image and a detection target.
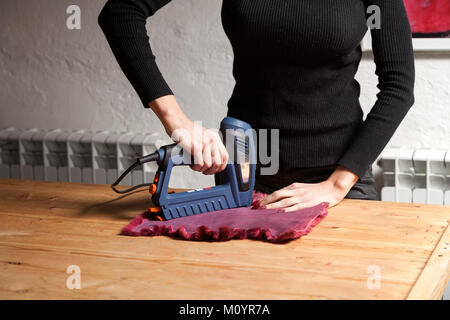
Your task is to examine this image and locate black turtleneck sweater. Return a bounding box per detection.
[98,0,415,178]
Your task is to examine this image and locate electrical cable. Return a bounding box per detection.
[111,152,160,194]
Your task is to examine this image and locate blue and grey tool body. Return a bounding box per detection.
[150,117,256,220]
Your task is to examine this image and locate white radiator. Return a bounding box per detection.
[0,127,212,189]
[2,129,449,205]
[379,147,450,205]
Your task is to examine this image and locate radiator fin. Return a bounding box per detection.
[379,147,450,205]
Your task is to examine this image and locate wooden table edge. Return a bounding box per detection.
[407,224,450,300]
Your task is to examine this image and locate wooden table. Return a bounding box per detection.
[0,179,449,300]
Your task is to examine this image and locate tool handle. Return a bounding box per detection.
[159,143,196,168]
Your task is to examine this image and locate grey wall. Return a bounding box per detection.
[1,0,450,189]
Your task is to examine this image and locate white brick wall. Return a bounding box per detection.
[1,0,450,195]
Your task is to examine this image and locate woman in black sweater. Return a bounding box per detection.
[98,0,415,211]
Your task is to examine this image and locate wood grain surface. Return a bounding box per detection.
[0,179,449,300]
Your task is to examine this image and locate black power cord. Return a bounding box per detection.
[111,152,160,194]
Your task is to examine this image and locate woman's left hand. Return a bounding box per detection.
[257,166,359,212]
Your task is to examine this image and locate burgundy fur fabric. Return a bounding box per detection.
[121,192,328,243]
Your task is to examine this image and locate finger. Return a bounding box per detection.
[282,202,316,213]
[191,141,204,172]
[286,182,305,189]
[200,143,212,173]
[259,189,293,206]
[203,143,221,175]
[218,142,228,172]
[212,143,223,171]
[264,197,298,209]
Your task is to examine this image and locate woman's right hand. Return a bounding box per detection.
[149,95,229,175]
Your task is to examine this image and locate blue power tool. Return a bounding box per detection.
[111,117,256,220]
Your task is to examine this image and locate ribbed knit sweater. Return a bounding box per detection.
[98,0,415,178]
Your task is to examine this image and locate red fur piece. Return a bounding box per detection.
[121,192,328,243]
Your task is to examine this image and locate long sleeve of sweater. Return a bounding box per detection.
[337,0,415,178]
[98,0,173,107]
